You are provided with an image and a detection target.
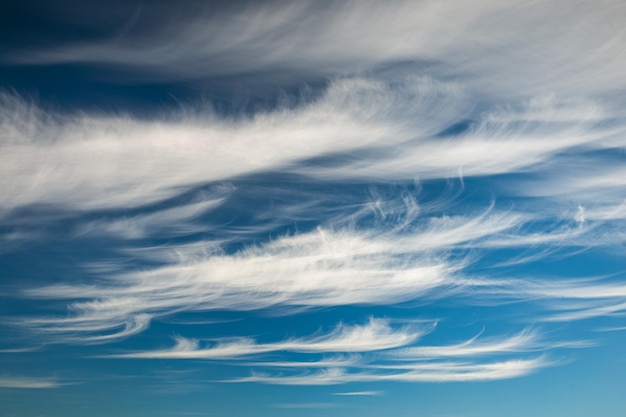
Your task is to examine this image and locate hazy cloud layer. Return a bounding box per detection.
[11,0,626,98]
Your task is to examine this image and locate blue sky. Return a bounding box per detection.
[1,1,626,416]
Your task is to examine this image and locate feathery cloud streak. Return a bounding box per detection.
[17,195,543,344]
[232,357,552,385]
[104,321,570,384]
[0,376,62,389]
[12,1,626,97]
[109,318,424,359]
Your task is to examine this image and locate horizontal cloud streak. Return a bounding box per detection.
[109,318,424,359]
[3,78,622,221]
[0,376,62,389]
[389,329,540,358]
[0,75,467,215]
[233,357,551,385]
[332,391,384,396]
[297,96,622,181]
[220,327,582,385]
[76,194,230,240]
[19,199,528,342]
[12,1,626,97]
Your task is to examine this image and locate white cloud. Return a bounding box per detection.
[0,75,465,216]
[514,163,626,223]
[13,1,626,97]
[388,329,539,358]
[3,74,621,222]
[244,355,362,369]
[17,183,625,344]
[271,403,336,409]
[220,327,582,385]
[544,302,626,322]
[297,95,620,182]
[477,277,626,322]
[20,200,525,342]
[108,318,425,359]
[76,193,230,240]
[0,376,62,389]
[18,313,152,345]
[386,329,590,361]
[332,390,384,396]
[232,356,551,385]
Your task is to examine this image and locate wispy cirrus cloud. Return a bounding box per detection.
[0,375,62,389]
[18,197,525,343]
[13,186,625,345]
[476,277,626,323]
[271,402,336,409]
[0,75,465,216]
[297,95,623,182]
[232,356,552,385]
[14,313,152,345]
[108,318,424,359]
[332,390,384,396]
[224,327,579,385]
[388,329,553,359]
[11,1,626,98]
[75,193,230,240]
[514,163,626,224]
[244,355,362,369]
[98,320,580,386]
[3,73,622,221]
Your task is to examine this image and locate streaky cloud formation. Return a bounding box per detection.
[76,194,230,240]
[232,357,551,385]
[388,329,545,358]
[12,1,626,97]
[108,318,424,359]
[0,376,62,389]
[332,390,384,396]
[222,328,581,385]
[271,403,336,409]
[1,1,626,415]
[0,76,465,214]
[18,198,523,343]
[298,96,622,182]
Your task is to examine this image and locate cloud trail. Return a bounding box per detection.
[18,199,526,343]
[12,1,626,97]
[216,327,581,385]
[0,376,62,389]
[108,318,424,359]
[232,357,551,385]
[3,75,622,220]
[0,75,466,215]
[332,391,384,396]
[389,329,540,358]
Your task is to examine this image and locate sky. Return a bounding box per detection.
[1,1,625,416]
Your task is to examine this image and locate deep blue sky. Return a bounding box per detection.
[1,1,626,416]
